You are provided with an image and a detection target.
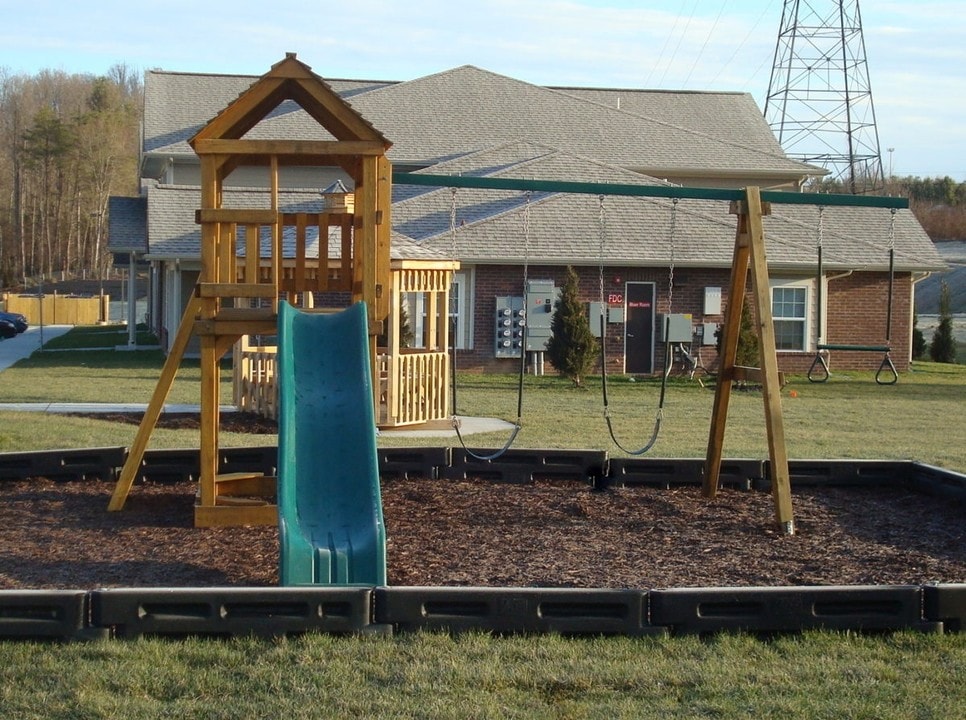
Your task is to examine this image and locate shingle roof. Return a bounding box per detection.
[142,65,816,181]
[551,86,786,156]
[142,71,393,172]
[392,146,943,272]
[349,66,811,176]
[146,141,942,273]
[139,62,941,274]
[107,196,147,252]
[144,184,444,262]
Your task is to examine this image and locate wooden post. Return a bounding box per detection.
[703,213,750,498]
[704,187,795,534]
[197,159,221,513]
[375,155,393,320]
[108,296,201,510]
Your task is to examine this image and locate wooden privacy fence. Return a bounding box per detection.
[3,293,107,325]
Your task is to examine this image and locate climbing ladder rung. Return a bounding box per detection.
[195,208,278,225]
[198,283,278,298]
[214,472,277,498]
[194,503,278,528]
[194,307,279,336]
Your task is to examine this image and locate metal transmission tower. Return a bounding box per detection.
[764,0,884,194]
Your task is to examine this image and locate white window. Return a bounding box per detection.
[771,279,813,351]
[450,269,473,350]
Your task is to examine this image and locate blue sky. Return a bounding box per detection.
[1,0,963,180]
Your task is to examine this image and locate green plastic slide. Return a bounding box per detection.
[277,300,387,586]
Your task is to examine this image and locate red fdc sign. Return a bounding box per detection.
[607,293,623,304]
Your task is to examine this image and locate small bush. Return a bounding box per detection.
[546,266,598,387]
[930,281,956,363]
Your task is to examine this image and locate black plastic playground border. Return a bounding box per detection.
[0,446,963,641]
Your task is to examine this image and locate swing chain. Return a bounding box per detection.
[597,194,606,311]
[817,205,825,249]
[598,194,674,456]
[449,187,458,257]
[448,186,528,459]
[667,198,678,316]
[523,190,531,301]
[888,207,896,250]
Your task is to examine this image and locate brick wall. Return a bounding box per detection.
[821,271,911,373]
[458,265,911,376]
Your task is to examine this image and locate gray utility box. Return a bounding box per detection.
[524,280,559,352]
[588,302,624,338]
[494,296,525,358]
[656,313,693,343]
[699,322,719,346]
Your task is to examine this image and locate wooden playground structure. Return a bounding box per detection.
[108,54,455,526]
[106,55,908,534]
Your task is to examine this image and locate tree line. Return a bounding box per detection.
[812,174,966,241]
[1,65,963,292]
[0,65,141,289]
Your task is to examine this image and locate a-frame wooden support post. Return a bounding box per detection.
[703,187,795,534]
[108,296,202,511]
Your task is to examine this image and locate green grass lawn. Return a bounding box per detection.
[1,332,964,717]
[38,323,160,350]
[0,631,962,718]
[2,327,965,468]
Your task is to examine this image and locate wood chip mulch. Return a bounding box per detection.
[1,474,962,590]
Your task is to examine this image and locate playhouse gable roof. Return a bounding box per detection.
[188,53,390,149]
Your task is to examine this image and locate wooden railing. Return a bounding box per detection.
[234,345,279,419]
[235,344,449,428]
[382,350,450,427]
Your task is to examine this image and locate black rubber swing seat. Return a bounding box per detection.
[816,343,891,353]
[808,345,898,386]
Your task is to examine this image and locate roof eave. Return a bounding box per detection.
[628,166,826,182]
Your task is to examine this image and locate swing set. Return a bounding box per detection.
[402,171,908,534]
[807,206,900,385]
[598,194,677,456]
[448,188,529,462]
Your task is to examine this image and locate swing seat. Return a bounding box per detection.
[816,343,890,353]
[808,345,898,385]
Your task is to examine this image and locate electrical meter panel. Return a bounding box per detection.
[588,302,624,337]
[524,280,559,352]
[656,313,693,343]
[494,296,526,358]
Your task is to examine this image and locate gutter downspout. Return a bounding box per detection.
[910,271,933,363]
[818,270,853,346]
[127,253,138,347]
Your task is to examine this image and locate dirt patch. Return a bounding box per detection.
[0,475,962,590]
[73,411,278,434]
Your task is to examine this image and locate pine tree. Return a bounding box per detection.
[735,302,760,367]
[714,299,760,367]
[929,280,956,363]
[546,266,598,387]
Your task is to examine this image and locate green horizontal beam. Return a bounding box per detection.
[391,172,908,210]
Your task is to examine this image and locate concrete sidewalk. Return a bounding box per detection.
[0,325,73,371]
[0,402,229,414]
[0,401,515,437]
[0,325,513,438]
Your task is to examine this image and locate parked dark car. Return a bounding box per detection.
[0,311,27,333]
[0,318,17,339]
